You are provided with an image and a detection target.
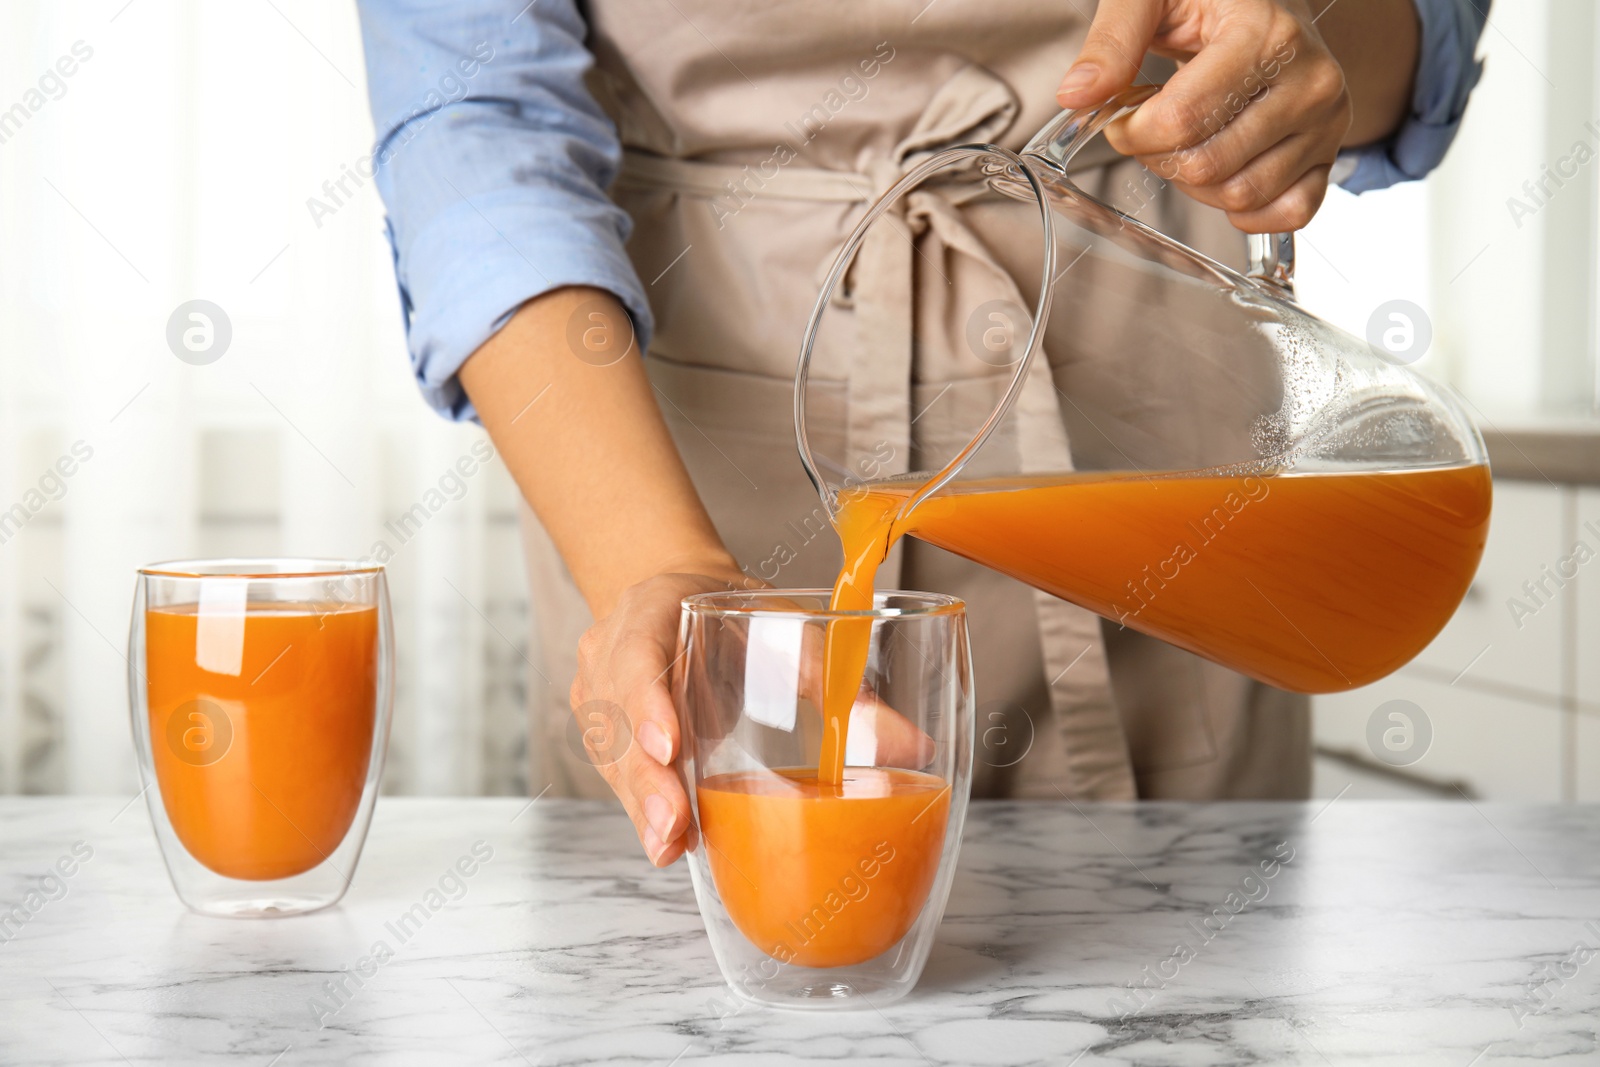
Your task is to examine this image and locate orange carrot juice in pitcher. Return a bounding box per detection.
[790,86,1493,789]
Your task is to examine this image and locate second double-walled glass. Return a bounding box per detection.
[129,559,394,918]
[675,590,974,1009]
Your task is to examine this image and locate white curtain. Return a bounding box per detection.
[0,0,530,796]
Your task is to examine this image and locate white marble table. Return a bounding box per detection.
[2,796,1598,1066]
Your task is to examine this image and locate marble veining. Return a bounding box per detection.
[2,796,1598,1065]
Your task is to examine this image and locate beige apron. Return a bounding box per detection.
[520,1,1311,801]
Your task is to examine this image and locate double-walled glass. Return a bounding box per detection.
[675,590,973,1009]
[129,559,394,917]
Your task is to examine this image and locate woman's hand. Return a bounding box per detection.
[571,566,750,868]
[1057,0,1417,233]
[458,288,754,866]
[572,568,937,868]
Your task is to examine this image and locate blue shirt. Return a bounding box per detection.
[1335,0,1490,193]
[356,0,1490,422]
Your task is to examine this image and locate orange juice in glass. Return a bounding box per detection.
[676,590,973,1008]
[130,559,393,917]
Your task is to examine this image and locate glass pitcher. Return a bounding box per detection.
[794,85,1492,695]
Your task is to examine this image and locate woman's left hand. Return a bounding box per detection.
[1057,0,1354,233]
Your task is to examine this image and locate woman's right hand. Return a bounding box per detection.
[570,565,753,868]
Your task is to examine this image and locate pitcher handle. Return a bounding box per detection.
[1246,232,1296,295]
[1023,84,1297,298]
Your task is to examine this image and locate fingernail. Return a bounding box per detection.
[643,793,676,841]
[1058,64,1099,99]
[638,720,672,764]
[642,823,666,864]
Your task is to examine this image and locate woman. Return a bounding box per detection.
[356,0,1488,864]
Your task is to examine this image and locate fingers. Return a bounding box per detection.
[1220,163,1331,234]
[1057,0,1165,108]
[1156,129,1314,209]
[611,649,693,865]
[1118,54,1347,195]
[1114,75,1270,183]
[1074,0,1349,234]
[571,575,706,867]
[797,622,936,771]
[611,628,682,764]
[581,674,690,866]
[853,694,937,770]
[1110,14,1281,158]
[624,748,692,867]
[1132,87,1310,191]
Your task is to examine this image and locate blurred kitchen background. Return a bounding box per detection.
[0,2,1595,801]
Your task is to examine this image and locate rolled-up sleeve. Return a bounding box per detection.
[356,0,652,421]
[1333,0,1490,194]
